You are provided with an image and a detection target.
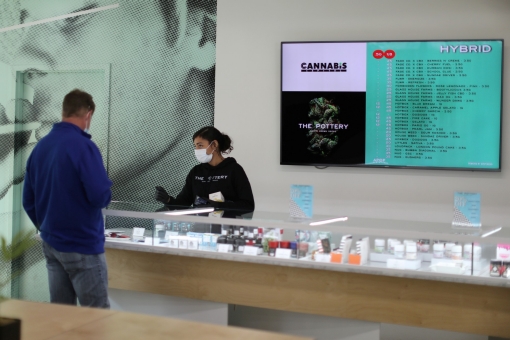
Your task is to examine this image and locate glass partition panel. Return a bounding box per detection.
[103,205,510,287]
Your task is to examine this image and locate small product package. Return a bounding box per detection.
[417,239,430,252]
[338,235,353,264]
[202,233,219,250]
[320,238,332,254]
[209,191,225,203]
[210,234,219,250]
[186,232,203,250]
[349,238,369,265]
[490,260,502,277]
[168,236,179,248]
[330,252,343,263]
[312,237,332,261]
[188,238,200,250]
[360,237,370,265]
[178,236,189,249]
[348,253,361,265]
[502,262,510,278]
[496,244,510,261]
[374,239,385,253]
[262,228,282,253]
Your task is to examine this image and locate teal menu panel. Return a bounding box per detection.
[365,41,502,169]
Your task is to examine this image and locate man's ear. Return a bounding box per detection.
[182,4,216,71]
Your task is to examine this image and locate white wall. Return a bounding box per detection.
[215,0,510,225]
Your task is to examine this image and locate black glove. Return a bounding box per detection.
[155,186,172,204]
[193,196,222,208]
[194,196,209,206]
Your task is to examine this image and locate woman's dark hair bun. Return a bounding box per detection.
[193,126,234,154]
[220,133,233,154]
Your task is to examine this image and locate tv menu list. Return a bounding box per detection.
[365,41,502,169]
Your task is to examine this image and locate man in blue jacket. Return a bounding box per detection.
[23,89,112,308]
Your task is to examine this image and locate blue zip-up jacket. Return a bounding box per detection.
[23,122,112,254]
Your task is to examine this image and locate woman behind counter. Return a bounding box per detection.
[155,126,255,211]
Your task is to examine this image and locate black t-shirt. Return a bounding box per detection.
[169,157,255,211]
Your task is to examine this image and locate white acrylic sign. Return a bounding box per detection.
[315,253,332,263]
[132,227,145,237]
[243,246,259,256]
[165,231,179,240]
[144,237,159,245]
[275,248,292,259]
[217,244,230,253]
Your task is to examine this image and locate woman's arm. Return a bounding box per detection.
[167,171,195,207]
[212,164,255,211]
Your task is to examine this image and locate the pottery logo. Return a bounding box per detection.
[302,97,345,157]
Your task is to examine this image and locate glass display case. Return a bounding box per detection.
[103,202,510,287]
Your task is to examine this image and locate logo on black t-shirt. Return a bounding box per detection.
[195,175,229,182]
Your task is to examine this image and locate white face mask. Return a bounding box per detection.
[194,143,213,163]
[84,112,91,134]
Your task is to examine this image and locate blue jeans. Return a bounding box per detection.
[42,241,110,308]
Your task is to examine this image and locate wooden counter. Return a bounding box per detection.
[106,247,510,338]
[0,299,312,340]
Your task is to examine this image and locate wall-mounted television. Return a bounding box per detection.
[280,40,503,171]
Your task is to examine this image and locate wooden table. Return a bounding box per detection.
[0,300,313,340]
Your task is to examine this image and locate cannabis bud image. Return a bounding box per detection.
[306,97,340,157]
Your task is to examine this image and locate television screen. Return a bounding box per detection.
[281,40,503,171]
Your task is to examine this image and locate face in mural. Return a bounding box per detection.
[0,0,216,201]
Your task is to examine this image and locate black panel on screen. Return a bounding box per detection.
[281,92,365,165]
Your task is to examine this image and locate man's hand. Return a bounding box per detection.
[155,186,172,204]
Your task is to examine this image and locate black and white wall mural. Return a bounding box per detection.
[0,0,217,299]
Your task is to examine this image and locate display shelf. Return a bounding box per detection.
[104,238,510,288]
[102,203,510,288]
